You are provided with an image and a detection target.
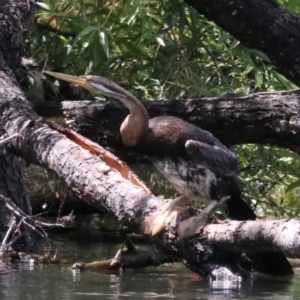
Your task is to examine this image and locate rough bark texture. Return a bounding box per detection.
[203,219,300,258]
[0,0,35,70]
[0,0,36,252]
[34,90,300,154]
[184,0,300,87]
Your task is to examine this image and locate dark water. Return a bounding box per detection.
[0,238,299,300]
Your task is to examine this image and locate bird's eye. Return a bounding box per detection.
[87,77,93,83]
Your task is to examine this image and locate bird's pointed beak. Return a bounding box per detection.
[44,71,94,91]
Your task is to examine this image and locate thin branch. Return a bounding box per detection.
[0,195,66,240]
[0,216,16,252]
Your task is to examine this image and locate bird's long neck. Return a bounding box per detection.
[117,94,149,147]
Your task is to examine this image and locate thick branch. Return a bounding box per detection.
[34,90,300,153]
[184,0,300,86]
[203,219,300,258]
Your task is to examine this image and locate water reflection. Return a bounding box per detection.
[0,239,297,300]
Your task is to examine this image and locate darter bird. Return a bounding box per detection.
[44,71,293,275]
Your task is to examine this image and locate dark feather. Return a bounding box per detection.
[185,140,239,176]
[138,115,292,275]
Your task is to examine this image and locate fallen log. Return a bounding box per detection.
[203,219,300,258]
[33,89,300,154]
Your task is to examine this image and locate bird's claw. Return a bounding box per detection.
[141,202,187,236]
[177,213,208,239]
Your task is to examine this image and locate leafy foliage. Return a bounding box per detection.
[26,0,300,218]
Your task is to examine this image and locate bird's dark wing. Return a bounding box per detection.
[185,140,239,176]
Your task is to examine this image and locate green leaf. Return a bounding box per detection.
[255,71,263,88]
[252,49,271,64]
[156,37,165,47]
[99,30,109,58]
[36,2,51,11]
[244,65,254,75]
[69,25,97,54]
[128,7,140,25]
[286,181,300,193]
[76,26,98,39]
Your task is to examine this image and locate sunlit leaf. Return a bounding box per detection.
[255,71,263,88]
[156,37,165,47]
[36,2,51,11]
[99,30,109,58]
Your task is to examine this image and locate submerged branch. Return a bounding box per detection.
[72,249,178,272]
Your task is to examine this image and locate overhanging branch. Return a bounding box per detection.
[34,90,300,154]
[184,0,300,87]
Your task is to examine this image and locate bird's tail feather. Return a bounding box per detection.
[225,194,256,220]
[226,194,293,275]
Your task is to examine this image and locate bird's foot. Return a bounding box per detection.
[177,213,207,239]
[141,196,189,236]
[177,200,219,239]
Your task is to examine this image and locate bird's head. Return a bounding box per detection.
[44,71,149,147]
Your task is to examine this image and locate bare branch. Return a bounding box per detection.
[202,219,300,258]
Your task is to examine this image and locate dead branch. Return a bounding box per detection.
[34,90,300,154]
[72,249,178,272]
[184,0,300,87]
[0,194,75,252]
[202,219,300,258]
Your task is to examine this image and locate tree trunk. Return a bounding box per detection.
[184,0,300,87]
[0,0,36,252]
[34,90,300,154]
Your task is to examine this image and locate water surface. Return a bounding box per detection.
[0,237,299,300]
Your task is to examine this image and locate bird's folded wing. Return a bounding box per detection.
[185,140,240,175]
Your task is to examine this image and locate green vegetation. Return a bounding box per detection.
[26,0,300,219]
